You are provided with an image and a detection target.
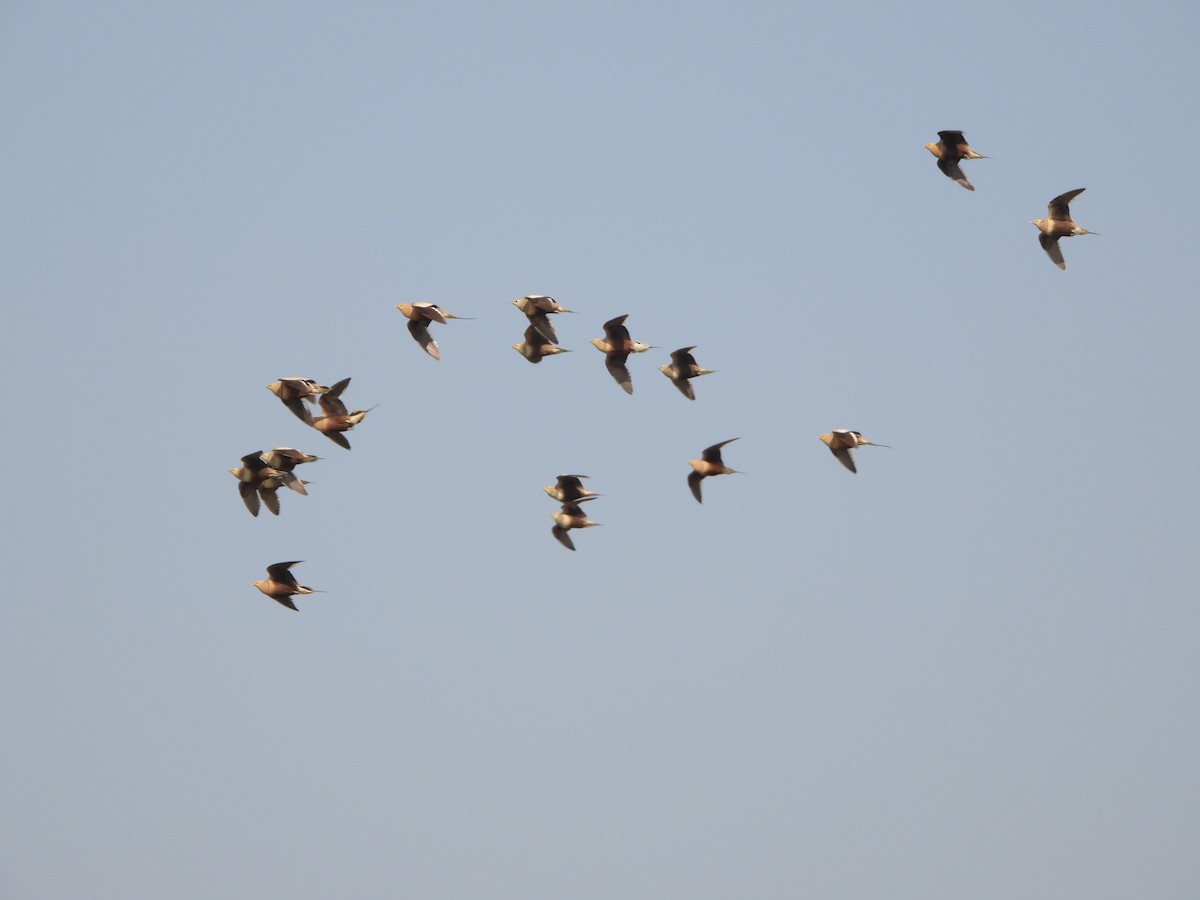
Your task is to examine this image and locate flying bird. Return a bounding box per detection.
[924,130,986,191]
[312,377,373,450]
[819,429,890,474]
[550,498,601,551]
[229,451,308,517]
[513,295,575,344]
[658,346,715,400]
[1032,188,1094,269]
[543,474,600,503]
[687,438,740,503]
[266,378,330,424]
[395,302,471,360]
[590,314,653,395]
[260,447,320,473]
[252,561,319,611]
[513,324,569,363]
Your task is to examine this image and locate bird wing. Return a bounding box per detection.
[936,157,974,191]
[239,481,261,516]
[1039,233,1066,269]
[413,302,448,324]
[266,561,302,584]
[1048,188,1085,220]
[259,487,281,516]
[528,312,558,344]
[551,524,576,551]
[602,315,631,343]
[320,429,352,450]
[830,446,857,473]
[282,397,314,424]
[319,378,350,412]
[671,347,698,367]
[605,354,633,394]
[273,595,300,611]
[407,319,441,360]
[702,438,738,463]
[688,470,704,503]
[281,472,308,495]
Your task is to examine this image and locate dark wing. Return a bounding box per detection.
[319,394,348,417]
[830,446,857,473]
[565,496,596,513]
[528,311,558,344]
[672,376,695,400]
[259,487,281,516]
[670,347,698,367]
[1048,188,1085,220]
[239,481,261,517]
[272,594,300,611]
[407,319,440,360]
[605,354,632,394]
[319,378,351,415]
[1039,233,1066,269]
[602,315,631,342]
[688,470,704,503]
[702,438,738,463]
[321,429,352,450]
[936,157,973,190]
[239,451,268,472]
[266,561,302,584]
[937,130,966,146]
[551,524,576,551]
[282,396,314,424]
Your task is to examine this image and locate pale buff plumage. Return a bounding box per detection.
[590,314,653,395]
[818,429,890,474]
[513,324,570,363]
[1032,188,1094,270]
[252,561,318,611]
[312,377,373,450]
[266,378,331,424]
[924,130,986,191]
[543,474,600,503]
[395,302,471,360]
[658,346,715,400]
[687,438,740,503]
[513,295,575,344]
[550,498,601,551]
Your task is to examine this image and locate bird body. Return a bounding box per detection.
[658,346,715,400]
[1032,188,1093,269]
[550,498,601,550]
[312,377,372,450]
[252,561,318,611]
[396,302,470,360]
[229,451,309,516]
[687,438,740,503]
[819,429,890,474]
[590,314,653,394]
[267,378,330,424]
[924,130,986,191]
[543,474,600,503]
[513,295,575,344]
[513,324,569,363]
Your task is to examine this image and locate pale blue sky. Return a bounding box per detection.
[4,2,1199,898]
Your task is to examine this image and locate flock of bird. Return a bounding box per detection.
[242,130,1093,609]
[924,130,1095,269]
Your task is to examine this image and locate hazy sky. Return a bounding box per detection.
[4,2,1199,898]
